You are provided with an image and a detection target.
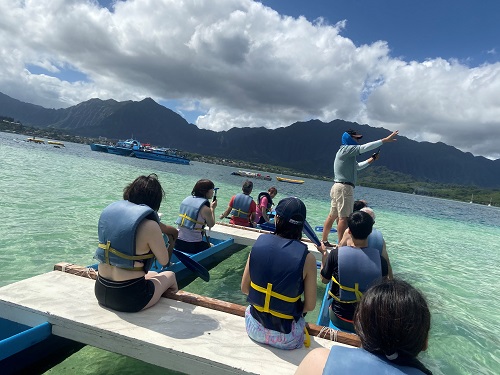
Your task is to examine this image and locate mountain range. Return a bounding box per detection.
[1,91,499,188]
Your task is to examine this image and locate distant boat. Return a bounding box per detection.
[26,137,44,144]
[47,140,65,147]
[90,143,109,153]
[469,194,473,204]
[488,198,492,207]
[231,170,272,181]
[276,176,304,184]
[107,139,140,156]
[133,147,190,165]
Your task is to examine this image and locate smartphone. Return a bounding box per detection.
[213,187,219,202]
[372,148,381,158]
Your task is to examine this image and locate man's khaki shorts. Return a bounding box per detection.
[329,183,354,218]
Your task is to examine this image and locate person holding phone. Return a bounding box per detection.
[321,129,398,247]
[175,179,217,254]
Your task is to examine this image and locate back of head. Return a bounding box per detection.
[274,197,306,240]
[192,179,214,198]
[347,211,374,240]
[123,173,165,212]
[242,180,253,194]
[354,278,430,360]
[353,200,368,211]
[360,206,376,221]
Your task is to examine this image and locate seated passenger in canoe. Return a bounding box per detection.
[219,180,256,227]
[241,197,319,349]
[320,210,389,332]
[175,179,218,254]
[94,174,178,312]
[338,206,393,278]
[255,186,278,224]
[295,278,433,375]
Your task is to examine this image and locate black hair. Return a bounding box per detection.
[353,200,367,211]
[347,211,374,240]
[242,180,253,194]
[275,216,303,240]
[354,278,432,375]
[191,179,214,198]
[123,173,165,212]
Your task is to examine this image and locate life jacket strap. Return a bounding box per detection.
[328,275,363,303]
[177,213,205,230]
[250,281,301,320]
[98,241,154,271]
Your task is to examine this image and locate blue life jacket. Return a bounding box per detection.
[368,228,384,256]
[329,246,382,304]
[176,196,209,230]
[323,346,426,375]
[230,193,253,218]
[94,200,159,271]
[247,234,308,320]
[257,192,273,209]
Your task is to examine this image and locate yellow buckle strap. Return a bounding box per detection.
[250,281,300,320]
[177,213,205,230]
[329,275,363,303]
[303,326,310,348]
[232,208,249,217]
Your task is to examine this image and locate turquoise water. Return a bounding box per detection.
[1,132,499,375]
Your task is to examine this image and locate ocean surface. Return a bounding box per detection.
[1,131,499,375]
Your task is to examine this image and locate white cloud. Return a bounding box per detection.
[0,0,499,159]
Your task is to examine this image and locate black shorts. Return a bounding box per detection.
[174,238,210,254]
[95,275,155,312]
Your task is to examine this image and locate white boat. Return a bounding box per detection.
[231,170,272,181]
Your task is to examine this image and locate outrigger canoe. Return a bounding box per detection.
[276,176,305,184]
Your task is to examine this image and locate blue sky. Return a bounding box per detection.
[1,0,499,159]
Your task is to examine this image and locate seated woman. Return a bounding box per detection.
[295,278,432,375]
[241,197,319,349]
[94,174,178,312]
[175,179,217,254]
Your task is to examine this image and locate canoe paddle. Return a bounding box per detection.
[302,220,322,247]
[172,249,210,282]
[314,226,337,233]
[162,235,210,282]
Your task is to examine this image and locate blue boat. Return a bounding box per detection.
[89,143,108,152]
[317,281,354,333]
[134,148,190,165]
[107,139,141,156]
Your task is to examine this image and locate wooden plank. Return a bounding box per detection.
[211,222,324,261]
[0,271,353,375]
[53,263,360,347]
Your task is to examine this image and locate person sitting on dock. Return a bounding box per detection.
[338,206,393,278]
[175,179,217,254]
[94,174,178,312]
[295,278,432,375]
[219,180,256,227]
[320,210,388,332]
[255,186,278,224]
[241,197,318,349]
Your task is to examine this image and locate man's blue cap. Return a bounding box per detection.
[342,129,363,145]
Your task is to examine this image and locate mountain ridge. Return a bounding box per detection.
[1,92,499,188]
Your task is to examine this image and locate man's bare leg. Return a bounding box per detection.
[337,217,348,243]
[322,214,337,243]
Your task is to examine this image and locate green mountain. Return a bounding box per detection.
[1,92,499,189]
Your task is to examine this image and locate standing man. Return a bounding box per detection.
[322,129,398,247]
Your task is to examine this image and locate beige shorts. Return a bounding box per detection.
[329,183,354,218]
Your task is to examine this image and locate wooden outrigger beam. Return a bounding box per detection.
[54,262,360,347]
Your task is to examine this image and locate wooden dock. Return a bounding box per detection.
[0,268,356,374]
[210,222,324,261]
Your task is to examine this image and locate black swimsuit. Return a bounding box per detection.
[95,275,155,312]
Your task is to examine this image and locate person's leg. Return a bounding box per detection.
[337,217,348,243]
[336,185,354,242]
[323,184,338,243]
[142,271,178,310]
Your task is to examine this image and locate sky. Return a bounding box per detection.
[1,0,499,159]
